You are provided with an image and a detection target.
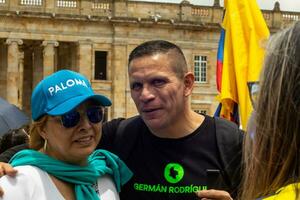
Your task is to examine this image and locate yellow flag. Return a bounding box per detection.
[218,0,269,129]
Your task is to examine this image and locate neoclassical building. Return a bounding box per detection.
[0,0,299,120]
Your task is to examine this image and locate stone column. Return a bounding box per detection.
[42,40,59,77]
[111,43,127,118]
[18,51,24,108]
[0,45,7,98]
[5,38,23,106]
[77,40,93,80]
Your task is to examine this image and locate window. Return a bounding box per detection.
[94,51,107,80]
[194,55,207,83]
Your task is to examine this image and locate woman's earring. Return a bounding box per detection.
[43,139,47,152]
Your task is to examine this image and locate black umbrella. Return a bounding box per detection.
[0,97,30,136]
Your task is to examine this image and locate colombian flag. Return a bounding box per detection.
[215,0,269,129]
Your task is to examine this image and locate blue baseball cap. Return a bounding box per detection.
[31,70,112,121]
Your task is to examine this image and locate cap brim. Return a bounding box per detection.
[47,94,111,116]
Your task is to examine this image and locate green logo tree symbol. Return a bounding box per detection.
[164,163,184,184]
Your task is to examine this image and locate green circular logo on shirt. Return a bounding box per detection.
[164,163,184,184]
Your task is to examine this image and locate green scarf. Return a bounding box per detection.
[9,149,133,200]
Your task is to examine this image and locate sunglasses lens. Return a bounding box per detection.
[87,107,103,123]
[60,107,103,128]
[61,110,80,128]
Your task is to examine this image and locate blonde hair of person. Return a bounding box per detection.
[241,22,300,200]
[29,116,48,150]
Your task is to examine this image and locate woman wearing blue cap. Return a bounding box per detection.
[0,70,132,200]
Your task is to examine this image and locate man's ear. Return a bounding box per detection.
[183,72,195,96]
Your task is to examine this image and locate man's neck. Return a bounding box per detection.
[150,111,205,139]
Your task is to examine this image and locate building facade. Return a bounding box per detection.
[0,0,299,120]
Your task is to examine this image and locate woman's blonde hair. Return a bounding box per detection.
[29,116,48,150]
[241,22,300,200]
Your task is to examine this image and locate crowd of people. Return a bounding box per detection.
[0,21,299,200]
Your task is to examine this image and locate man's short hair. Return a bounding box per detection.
[128,40,188,79]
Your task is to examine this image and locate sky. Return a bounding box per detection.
[133,0,300,12]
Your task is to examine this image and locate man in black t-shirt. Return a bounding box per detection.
[0,40,241,200]
[98,40,241,200]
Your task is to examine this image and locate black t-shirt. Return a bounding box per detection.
[100,115,225,200]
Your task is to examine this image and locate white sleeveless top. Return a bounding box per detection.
[0,165,119,200]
